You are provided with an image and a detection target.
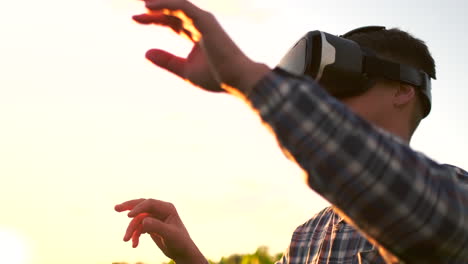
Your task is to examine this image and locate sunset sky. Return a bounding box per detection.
[0,0,467,263]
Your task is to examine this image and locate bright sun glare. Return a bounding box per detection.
[0,228,30,264]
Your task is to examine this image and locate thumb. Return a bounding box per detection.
[141,217,172,238]
[146,49,187,78]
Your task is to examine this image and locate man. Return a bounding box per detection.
[273,27,438,264]
[114,0,468,263]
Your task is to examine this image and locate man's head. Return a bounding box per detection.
[342,27,436,142]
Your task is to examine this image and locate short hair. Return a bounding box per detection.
[344,27,436,79]
[345,28,436,132]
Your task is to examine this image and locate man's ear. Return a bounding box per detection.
[394,83,416,107]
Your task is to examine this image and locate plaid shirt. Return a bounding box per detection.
[275,206,385,264]
[245,68,468,263]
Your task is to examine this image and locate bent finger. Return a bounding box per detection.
[124,213,149,242]
[142,217,171,238]
[132,222,144,248]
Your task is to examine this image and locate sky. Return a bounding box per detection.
[0,0,467,263]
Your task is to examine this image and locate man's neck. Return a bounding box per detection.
[373,117,412,144]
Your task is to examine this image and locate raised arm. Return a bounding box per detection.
[127,0,468,262]
[132,0,270,94]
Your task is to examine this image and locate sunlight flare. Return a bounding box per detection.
[0,228,31,264]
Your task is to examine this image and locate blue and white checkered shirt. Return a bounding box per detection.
[275,206,385,264]
[245,68,468,264]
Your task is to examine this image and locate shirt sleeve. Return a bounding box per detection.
[245,68,468,263]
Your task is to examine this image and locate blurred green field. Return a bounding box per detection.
[112,246,282,264]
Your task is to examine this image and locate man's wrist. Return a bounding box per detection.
[174,245,208,264]
[175,254,207,264]
[238,62,271,95]
[221,61,271,97]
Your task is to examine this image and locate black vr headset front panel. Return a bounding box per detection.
[277,28,433,117]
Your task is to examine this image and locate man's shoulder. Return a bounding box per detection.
[293,206,338,233]
[440,164,468,183]
[290,206,378,261]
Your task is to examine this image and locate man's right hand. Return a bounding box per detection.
[115,198,207,264]
[131,9,223,93]
[144,43,222,92]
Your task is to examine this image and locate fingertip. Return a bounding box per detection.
[116,204,131,212]
[127,209,139,217]
[145,49,159,59]
[132,14,152,24]
[145,50,158,65]
[124,232,133,242]
[132,14,144,20]
[145,49,171,66]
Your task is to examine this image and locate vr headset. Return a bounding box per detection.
[277,26,434,117]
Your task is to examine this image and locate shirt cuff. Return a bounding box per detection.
[246,67,318,117]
